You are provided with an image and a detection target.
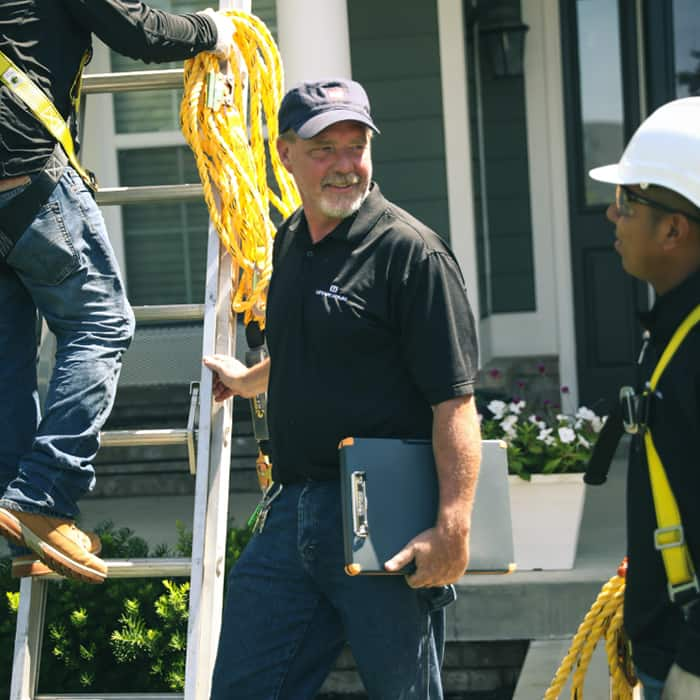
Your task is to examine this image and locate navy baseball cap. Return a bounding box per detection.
[278,78,380,139]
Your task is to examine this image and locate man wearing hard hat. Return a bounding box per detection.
[590,98,700,699]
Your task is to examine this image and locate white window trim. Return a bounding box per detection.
[81,40,128,285]
[521,0,578,400]
[437,0,579,403]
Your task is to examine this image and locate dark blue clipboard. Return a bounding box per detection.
[339,438,515,575]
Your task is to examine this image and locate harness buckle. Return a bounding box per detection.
[654,524,685,550]
[667,575,700,606]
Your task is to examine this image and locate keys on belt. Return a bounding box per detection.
[248,483,283,534]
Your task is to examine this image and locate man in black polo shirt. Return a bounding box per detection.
[204,78,481,699]
[589,97,700,699]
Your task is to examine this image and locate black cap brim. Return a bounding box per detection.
[295,109,380,139]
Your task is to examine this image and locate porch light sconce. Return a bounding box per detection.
[479,8,529,78]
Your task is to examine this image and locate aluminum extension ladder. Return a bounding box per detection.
[10,1,248,697]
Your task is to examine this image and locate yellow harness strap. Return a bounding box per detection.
[0,49,96,190]
[645,303,700,602]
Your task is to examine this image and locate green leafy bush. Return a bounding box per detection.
[0,519,252,696]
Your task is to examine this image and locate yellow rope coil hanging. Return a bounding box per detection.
[180,10,300,328]
[545,560,637,699]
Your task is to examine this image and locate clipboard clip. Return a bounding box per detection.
[351,471,369,538]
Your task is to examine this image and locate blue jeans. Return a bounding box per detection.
[637,668,665,700]
[211,480,454,699]
[0,166,134,520]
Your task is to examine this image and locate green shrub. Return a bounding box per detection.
[0,519,252,696]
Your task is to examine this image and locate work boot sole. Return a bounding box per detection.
[12,532,103,579]
[0,509,106,584]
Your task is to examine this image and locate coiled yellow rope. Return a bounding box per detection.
[180,10,300,327]
[545,560,638,699]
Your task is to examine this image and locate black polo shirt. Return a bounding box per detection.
[624,269,700,679]
[265,183,478,483]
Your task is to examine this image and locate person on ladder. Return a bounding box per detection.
[203,78,482,699]
[0,1,235,584]
[588,97,700,699]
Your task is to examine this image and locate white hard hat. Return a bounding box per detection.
[589,96,700,209]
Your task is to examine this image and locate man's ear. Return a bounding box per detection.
[276,137,293,173]
[663,213,692,251]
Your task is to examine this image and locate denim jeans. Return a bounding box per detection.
[637,668,665,700]
[210,480,455,699]
[0,166,134,520]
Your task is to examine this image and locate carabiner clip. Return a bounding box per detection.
[619,386,639,434]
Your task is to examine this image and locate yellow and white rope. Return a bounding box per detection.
[180,10,300,327]
[545,561,637,699]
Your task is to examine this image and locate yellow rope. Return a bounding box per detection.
[180,10,300,327]
[544,561,638,699]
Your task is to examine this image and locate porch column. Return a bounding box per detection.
[275,0,352,89]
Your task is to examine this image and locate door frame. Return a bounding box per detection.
[439,0,580,402]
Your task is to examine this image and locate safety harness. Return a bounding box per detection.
[586,304,700,605]
[643,304,700,604]
[0,48,95,259]
[0,48,95,189]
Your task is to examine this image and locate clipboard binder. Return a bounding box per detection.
[339,437,515,575]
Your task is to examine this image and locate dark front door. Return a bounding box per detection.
[560,0,648,411]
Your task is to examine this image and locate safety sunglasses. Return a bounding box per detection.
[616,185,700,224]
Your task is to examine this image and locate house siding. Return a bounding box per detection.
[348,0,451,242]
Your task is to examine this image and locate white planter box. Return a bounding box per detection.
[508,473,586,570]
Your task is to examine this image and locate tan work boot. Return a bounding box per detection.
[12,530,102,579]
[0,508,107,584]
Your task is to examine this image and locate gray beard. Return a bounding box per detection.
[318,184,370,219]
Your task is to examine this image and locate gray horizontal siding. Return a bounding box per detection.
[349,0,450,242]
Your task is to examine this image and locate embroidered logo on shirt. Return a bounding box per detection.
[315,285,349,303]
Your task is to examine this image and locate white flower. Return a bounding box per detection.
[544,435,556,446]
[488,400,507,419]
[558,426,576,444]
[576,406,597,422]
[500,414,518,437]
[591,416,605,433]
[528,414,539,424]
[578,435,591,448]
[537,427,553,442]
[574,419,583,430]
[556,413,572,423]
[509,400,526,415]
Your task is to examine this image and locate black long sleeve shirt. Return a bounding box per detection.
[624,269,700,680]
[0,0,217,177]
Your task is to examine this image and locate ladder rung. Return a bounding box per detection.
[100,429,191,448]
[36,694,182,699]
[82,68,184,94]
[106,558,191,578]
[96,183,204,207]
[36,558,191,582]
[133,304,205,324]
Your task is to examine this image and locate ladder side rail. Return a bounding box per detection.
[184,221,234,700]
[10,578,48,700]
[185,5,249,696]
